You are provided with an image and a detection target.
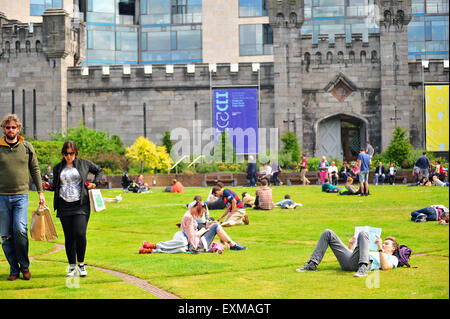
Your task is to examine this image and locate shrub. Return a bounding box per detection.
[27,139,64,172]
[280,131,301,165]
[126,136,173,173]
[308,157,320,171]
[385,126,412,168]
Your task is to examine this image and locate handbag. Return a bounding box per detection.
[30,206,46,241]
[42,205,58,241]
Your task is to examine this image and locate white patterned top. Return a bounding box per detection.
[59,166,82,202]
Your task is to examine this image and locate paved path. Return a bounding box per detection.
[32,243,181,299]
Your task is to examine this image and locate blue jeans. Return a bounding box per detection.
[410,207,437,222]
[0,195,30,275]
[374,173,385,184]
[201,223,223,248]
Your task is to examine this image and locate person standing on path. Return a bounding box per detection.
[415,152,431,181]
[299,153,310,185]
[51,141,103,277]
[0,114,45,281]
[357,148,371,196]
[365,141,375,159]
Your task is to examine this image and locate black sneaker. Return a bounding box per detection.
[415,213,427,223]
[296,261,317,272]
[230,242,247,251]
[353,263,369,277]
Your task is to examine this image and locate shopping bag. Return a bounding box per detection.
[30,207,45,241]
[89,189,106,212]
[42,205,58,241]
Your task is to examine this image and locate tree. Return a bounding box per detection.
[211,130,236,163]
[280,131,301,165]
[161,131,173,154]
[126,136,173,172]
[386,126,411,167]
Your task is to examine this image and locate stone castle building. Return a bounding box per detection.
[0,0,448,162]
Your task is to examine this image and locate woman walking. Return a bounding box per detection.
[299,153,310,185]
[51,141,103,277]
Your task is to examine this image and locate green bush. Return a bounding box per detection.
[307,157,320,171]
[27,139,64,172]
[280,131,301,165]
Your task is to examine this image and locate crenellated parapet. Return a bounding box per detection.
[268,0,304,29]
[0,10,84,64]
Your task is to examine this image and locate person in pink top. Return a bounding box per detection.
[180,199,247,252]
[299,153,310,185]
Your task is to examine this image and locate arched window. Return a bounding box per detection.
[326,52,333,64]
[36,40,41,52]
[26,40,31,53]
[15,41,20,53]
[315,52,322,64]
[360,50,366,63]
[5,41,10,53]
[337,51,344,63]
[371,50,377,63]
[349,51,355,63]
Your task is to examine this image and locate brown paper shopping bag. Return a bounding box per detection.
[42,205,58,241]
[30,207,45,241]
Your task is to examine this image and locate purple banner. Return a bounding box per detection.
[213,88,258,154]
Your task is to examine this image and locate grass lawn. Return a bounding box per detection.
[0,184,448,299]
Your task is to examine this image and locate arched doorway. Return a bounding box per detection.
[315,113,369,163]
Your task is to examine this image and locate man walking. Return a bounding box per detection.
[415,152,431,180]
[365,141,375,159]
[357,148,371,196]
[0,114,45,281]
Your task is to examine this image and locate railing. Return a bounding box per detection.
[168,155,189,174]
[188,155,205,168]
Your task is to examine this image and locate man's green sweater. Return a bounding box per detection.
[0,136,43,194]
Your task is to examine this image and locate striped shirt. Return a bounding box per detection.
[222,189,244,209]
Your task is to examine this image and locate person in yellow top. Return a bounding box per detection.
[0,114,45,281]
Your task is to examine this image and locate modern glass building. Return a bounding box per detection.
[23,0,448,65]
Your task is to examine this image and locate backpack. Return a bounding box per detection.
[395,245,412,268]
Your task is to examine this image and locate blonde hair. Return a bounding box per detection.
[321,156,326,161]
[1,114,22,131]
[347,177,353,183]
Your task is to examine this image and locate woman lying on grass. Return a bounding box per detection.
[140,197,247,254]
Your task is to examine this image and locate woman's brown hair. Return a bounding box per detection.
[61,141,79,157]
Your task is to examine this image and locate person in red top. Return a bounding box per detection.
[171,179,184,193]
[212,186,249,227]
[299,153,310,185]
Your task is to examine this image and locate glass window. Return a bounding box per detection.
[176,30,201,50]
[408,22,425,42]
[239,24,272,56]
[147,31,171,51]
[425,21,432,40]
[412,0,425,13]
[141,0,171,25]
[431,20,446,41]
[239,0,268,17]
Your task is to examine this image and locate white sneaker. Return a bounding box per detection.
[67,265,77,277]
[77,264,88,277]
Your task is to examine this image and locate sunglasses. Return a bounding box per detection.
[4,126,17,130]
[64,152,75,156]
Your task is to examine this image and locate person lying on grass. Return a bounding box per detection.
[410,205,449,224]
[140,198,247,253]
[212,186,249,227]
[275,194,303,209]
[296,229,399,277]
[321,178,341,193]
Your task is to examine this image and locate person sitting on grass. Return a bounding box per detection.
[242,192,256,208]
[321,178,341,193]
[339,177,360,195]
[254,178,274,210]
[410,205,449,224]
[186,195,211,229]
[296,229,399,277]
[140,198,247,253]
[275,194,303,209]
[212,186,249,227]
[171,179,184,193]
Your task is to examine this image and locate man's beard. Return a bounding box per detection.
[4,131,18,142]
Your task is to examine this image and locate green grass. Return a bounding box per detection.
[0,185,448,299]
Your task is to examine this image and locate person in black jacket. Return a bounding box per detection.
[245,155,257,187]
[373,161,386,185]
[51,141,103,278]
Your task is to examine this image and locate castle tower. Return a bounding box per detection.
[268,0,304,145]
[377,0,412,151]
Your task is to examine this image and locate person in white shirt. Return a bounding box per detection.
[261,162,272,185]
[328,161,339,185]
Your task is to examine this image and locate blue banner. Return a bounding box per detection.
[213,88,258,154]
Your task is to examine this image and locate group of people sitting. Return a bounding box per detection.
[245,156,282,187]
[121,172,151,193]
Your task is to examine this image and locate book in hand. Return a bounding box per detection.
[89,189,106,212]
[354,226,382,251]
[196,227,209,237]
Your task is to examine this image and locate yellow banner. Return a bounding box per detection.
[425,85,449,151]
